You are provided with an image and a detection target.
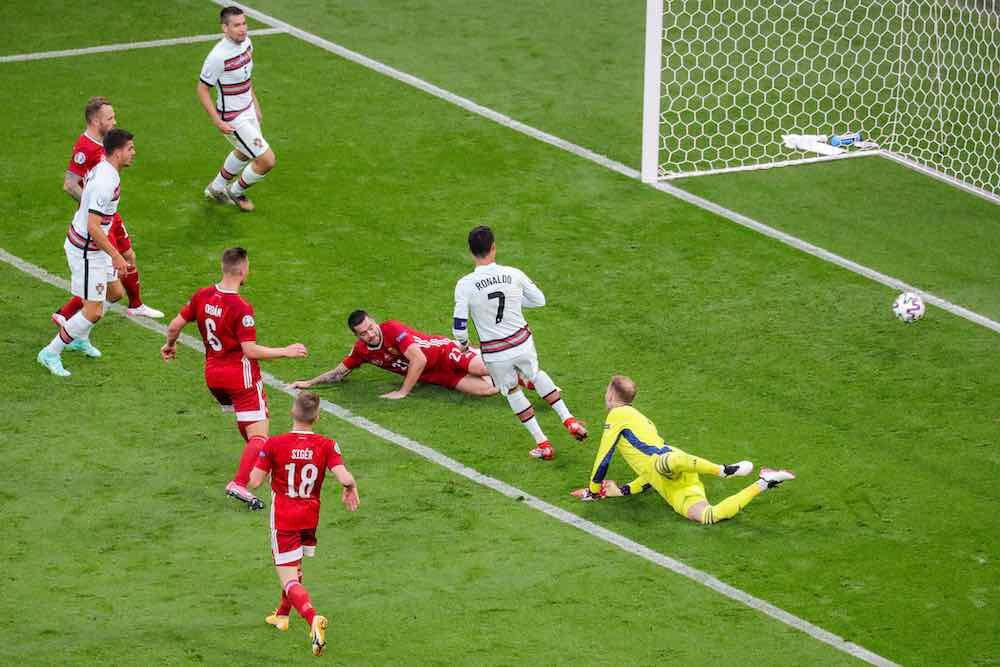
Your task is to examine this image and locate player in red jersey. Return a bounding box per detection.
[160,247,308,510]
[248,391,359,656]
[53,96,163,340]
[289,309,515,399]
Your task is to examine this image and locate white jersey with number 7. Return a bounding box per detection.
[453,262,546,361]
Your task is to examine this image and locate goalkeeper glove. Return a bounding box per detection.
[570,480,614,501]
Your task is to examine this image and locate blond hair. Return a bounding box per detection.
[292,391,321,423]
[609,374,637,404]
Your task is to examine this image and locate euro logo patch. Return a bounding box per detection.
[73,151,86,165]
[241,314,255,327]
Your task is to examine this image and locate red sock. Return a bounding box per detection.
[120,267,142,308]
[284,581,316,625]
[276,590,291,616]
[57,296,84,319]
[233,434,266,487]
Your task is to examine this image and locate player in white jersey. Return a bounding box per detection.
[453,225,588,460]
[197,6,274,212]
[37,129,134,377]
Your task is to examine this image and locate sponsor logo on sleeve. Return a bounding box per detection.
[96,195,107,208]
[73,151,87,165]
[395,332,408,343]
[334,442,342,455]
[242,314,255,328]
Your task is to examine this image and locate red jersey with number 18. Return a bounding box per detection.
[255,431,344,530]
[178,284,260,390]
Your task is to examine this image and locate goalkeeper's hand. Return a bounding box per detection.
[571,480,618,501]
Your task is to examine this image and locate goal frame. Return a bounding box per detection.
[639,0,1000,207]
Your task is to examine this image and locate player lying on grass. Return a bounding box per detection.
[573,375,794,524]
[248,391,359,657]
[289,310,507,399]
[161,247,308,511]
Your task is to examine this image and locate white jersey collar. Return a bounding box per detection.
[473,263,497,272]
[214,283,239,294]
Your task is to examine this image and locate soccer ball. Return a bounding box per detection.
[892,292,925,323]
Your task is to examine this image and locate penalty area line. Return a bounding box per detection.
[0,246,898,667]
[0,28,285,64]
[215,0,1000,338]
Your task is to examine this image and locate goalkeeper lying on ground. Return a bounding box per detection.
[573,375,794,524]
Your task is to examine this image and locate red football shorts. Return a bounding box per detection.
[418,343,478,389]
[107,214,132,253]
[209,380,269,439]
[272,527,317,566]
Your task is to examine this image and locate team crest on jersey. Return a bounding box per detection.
[95,283,105,295]
[73,151,87,165]
[242,314,255,327]
[253,137,263,149]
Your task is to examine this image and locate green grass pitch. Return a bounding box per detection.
[1,1,998,664]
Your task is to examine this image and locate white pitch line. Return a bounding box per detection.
[0,244,899,666]
[0,28,285,64]
[216,0,1000,337]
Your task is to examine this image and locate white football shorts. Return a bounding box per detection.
[64,241,117,302]
[483,338,539,395]
[226,111,270,159]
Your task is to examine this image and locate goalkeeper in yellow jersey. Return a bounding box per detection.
[572,375,795,524]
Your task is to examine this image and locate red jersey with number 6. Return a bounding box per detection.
[255,431,344,530]
[178,284,260,390]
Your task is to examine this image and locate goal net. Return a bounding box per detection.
[640,0,1000,204]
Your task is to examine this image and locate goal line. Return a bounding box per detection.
[0,28,284,64]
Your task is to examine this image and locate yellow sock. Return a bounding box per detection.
[700,482,763,525]
[654,450,723,477]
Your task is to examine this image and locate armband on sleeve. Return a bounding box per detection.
[452,318,468,344]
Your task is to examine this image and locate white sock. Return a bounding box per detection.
[213,152,249,190]
[45,312,93,355]
[230,163,265,196]
[533,370,571,421]
[506,390,546,444]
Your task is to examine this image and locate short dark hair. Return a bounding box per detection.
[221,247,248,274]
[102,128,133,155]
[468,225,495,258]
[220,6,244,24]
[85,96,110,123]
[347,309,369,331]
[292,391,321,423]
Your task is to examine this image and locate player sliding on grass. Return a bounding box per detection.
[453,225,587,460]
[289,310,503,399]
[573,375,795,523]
[161,247,308,511]
[248,391,359,657]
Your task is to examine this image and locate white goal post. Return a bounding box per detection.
[641,0,1000,206]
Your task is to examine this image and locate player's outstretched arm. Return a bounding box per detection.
[289,363,353,389]
[381,346,427,400]
[161,314,189,361]
[331,465,359,511]
[241,341,308,360]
